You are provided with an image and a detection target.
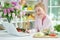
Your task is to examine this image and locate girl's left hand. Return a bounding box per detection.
[43,28,50,33]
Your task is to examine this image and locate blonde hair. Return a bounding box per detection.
[19,0,26,5]
[35,2,45,12]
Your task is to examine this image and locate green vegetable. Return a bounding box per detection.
[54,25,60,32]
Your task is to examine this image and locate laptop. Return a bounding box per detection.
[2,22,30,37]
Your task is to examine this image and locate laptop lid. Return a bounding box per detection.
[2,22,20,36]
[2,22,30,36]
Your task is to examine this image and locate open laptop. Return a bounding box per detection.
[2,22,29,37]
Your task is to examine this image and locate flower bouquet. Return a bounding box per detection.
[0,2,20,23]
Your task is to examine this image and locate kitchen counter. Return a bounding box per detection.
[0,30,60,40]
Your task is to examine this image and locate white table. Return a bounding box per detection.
[0,30,60,40]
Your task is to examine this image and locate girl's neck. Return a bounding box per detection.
[37,14,46,19]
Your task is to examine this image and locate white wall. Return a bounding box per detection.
[0,0,18,2]
[43,0,48,14]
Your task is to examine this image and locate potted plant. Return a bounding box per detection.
[54,24,60,32]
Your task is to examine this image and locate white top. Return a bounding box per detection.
[34,15,54,32]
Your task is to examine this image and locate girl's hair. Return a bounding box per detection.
[34,2,45,12]
[19,0,26,5]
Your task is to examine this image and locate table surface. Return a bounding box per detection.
[0,30,60,40]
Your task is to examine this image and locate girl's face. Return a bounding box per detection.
[19,0,26,5]
[35,6,45,16]
[22,0,26,5]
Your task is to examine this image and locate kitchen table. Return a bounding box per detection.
[0,30,60,40]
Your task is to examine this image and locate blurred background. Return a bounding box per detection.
[0,0,60,32]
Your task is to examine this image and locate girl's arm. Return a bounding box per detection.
[43,16,54,32]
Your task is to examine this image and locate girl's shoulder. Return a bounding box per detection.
[46,15,52,20]
[45,15,52,22]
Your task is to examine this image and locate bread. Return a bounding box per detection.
[33,32,45,38]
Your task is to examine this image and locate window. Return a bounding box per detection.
[48,0,60,21]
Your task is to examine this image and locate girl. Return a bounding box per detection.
[34,2,54,32]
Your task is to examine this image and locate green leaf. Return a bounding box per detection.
[54,25,60,32]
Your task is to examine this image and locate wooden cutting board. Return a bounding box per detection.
[33,35,58,38]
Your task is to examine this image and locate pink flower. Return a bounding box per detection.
[20,11,26,15]
[23,11,26,15]
[15,6,19,10]
[3,9,7,15]
[7,8,10,14]
[9,7,14,11]
[11,2,17,6]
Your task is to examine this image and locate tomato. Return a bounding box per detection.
[49,34,56,37]
[16,28,22,32]
[17,29,22,32]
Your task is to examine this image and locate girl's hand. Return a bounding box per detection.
[36,27,40,32]
[43,28,50,33]
[25,29,30,33]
